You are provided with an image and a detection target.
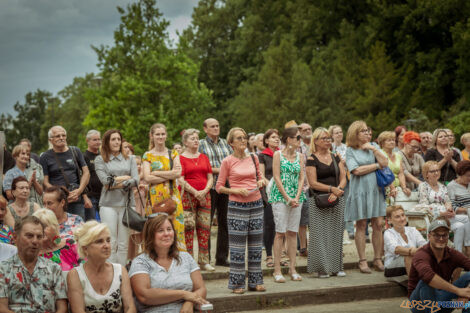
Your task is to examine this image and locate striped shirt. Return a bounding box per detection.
[199,136,233,188]
[447,180,470,210]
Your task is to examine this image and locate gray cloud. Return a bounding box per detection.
[0,0,197,115]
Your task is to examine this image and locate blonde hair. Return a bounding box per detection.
[461,133,470,145]
[386,205,405,219]
[148,123,167,150]
[309,127,329,154]
[346,121,367,149]
[33,209,59,236]
[12,144,29,158]
[328,125,342,137]
[422,160,439,180]
[432,129,448,147]
[182,128,200,146]
[377,131,396,148]
[226,127,247,145]
[74,221,110,258]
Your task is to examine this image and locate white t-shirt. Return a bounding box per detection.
[384,226,427,268]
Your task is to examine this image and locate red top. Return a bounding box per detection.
[180,154,212,191]
[408,243,470,298]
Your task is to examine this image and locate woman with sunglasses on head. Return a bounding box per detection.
[419,161,470,255]
[95,129,139,266]
[268,127,306,283]
[424,129,461,184]
[216,127,266,294]
[130,214,208,313]
[399,131,425,191]
[345,121,389,274]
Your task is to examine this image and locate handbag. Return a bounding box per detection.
[310,154,340,209]
[376,166,395,188]
[182,192,196,230]
[122,190,146,232]
[149,149,177,216]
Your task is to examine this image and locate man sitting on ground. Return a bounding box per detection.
[0,216,67,313]
[408,218,470,312]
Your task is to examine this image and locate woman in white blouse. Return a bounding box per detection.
[418,161,470,254]
[67,221,136,313]
[384,205,426,276]
[129,214,209,313]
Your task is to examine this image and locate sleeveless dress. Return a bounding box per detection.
[143,150,186,251]
[269,152,306,204]
[8,202,35,224]
[76,263,123,313]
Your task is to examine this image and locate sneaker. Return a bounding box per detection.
[318,272,330,278]
[336,271,346,277]
[343,239,352,245]
[201,264,216,271]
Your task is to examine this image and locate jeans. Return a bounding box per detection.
[409,272,470,313]
[86,196,100,222]
[100,206,130,266]
[68,200,85,220]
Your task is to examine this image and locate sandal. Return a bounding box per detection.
[358,259,372,274]
[266,256,274,268]
[280,259,289,267]
[273,273,286,283]
[298,248,308,257]
[232,288,245,294]
[248,285,266,292]
[373,258,385,272]
[290,272,302,281]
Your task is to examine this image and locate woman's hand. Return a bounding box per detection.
[328,193,338,203]
[257,179,265,189]
[402,187,412,197]
[287,197,298,208]
[29,170,36,186]
[331,187,344,197]
[232,188,249,197]
[441,209,455,219]
[389,187,397,198]
[443,149,453,162]
[179,301,194,313]
[361,143,376,151]
[183,291,208,305]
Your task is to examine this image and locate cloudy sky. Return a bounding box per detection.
[0,0,198,115]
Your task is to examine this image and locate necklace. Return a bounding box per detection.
[13,202,28,217]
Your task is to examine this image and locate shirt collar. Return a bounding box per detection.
[11,254,47,270]
[205,136,219,144]
[110,153,123,161]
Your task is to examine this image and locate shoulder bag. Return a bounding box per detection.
[310,154,340,209]
[122,190,146,232]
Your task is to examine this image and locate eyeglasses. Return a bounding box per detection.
[148,212,169,218]
[431,233,449,240]
[289,135,301,141]
[429,169,440,174]
[409,145,421,150]
[234,136,248,142]
[318,137,332,141]
[359,129,369,134]
[52,134,66,139]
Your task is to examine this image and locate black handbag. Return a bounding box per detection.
[310,154,340,209]
[122,190,146,232]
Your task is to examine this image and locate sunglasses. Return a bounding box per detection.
[318,137,332,141]
[148,212,169,218]
[289,135,301,141]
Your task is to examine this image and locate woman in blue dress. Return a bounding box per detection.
[345,121,388,274]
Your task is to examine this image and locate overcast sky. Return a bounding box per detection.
[0,0,198,115]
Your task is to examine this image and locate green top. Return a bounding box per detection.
[269,152,306,204]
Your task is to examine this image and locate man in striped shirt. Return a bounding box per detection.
[199,118,233,266]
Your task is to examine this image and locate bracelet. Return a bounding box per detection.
[376,163,380,170]
[328,185,332,193]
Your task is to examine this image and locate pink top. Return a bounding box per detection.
[216,154,262,203]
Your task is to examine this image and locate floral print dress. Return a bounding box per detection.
[41,238,83,271]
[143,150,186,251]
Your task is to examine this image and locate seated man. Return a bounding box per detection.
[408,218,470,313]
[0,216,67,313]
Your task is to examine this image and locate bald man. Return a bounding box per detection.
[199,118,233,266]
[39,126,90,220]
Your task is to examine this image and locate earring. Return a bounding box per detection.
[288,145,293,149]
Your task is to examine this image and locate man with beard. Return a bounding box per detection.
[408,219,470,312]
[0,216,67,313]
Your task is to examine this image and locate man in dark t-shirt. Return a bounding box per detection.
[408,219,470,312]
[83,130,102,221]
[40,126,89,219]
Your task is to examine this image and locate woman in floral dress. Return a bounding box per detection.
[143,123,186,251]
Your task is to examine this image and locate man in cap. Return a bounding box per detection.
[408,218,470,312]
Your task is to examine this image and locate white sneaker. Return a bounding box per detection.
[343,239,352,245]
[201,264,215,271]
[336,271,346,277]
[318,272,330,278]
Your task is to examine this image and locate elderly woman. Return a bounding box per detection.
[178,128,214,271]
[43,185,84,240]
[399,131,425,191]
[143,123,186,251]
[269,127,306,282]
[418,161,470,254]
[345,121,389,273]
[0,196,13,244]
[95,129,139,266]
[130,214,208,313]
[5,176,40,227]
[68,221,136,313]
[447,161,470,220]
[461,133,470,161]
[216,127,266,294]
[3,144,44,204]
[384,205,426,276]
[424,129,461,184]
[34,208,82,271]
[377,131,408,197]
[306,127,347,278]
[258,129,280,268]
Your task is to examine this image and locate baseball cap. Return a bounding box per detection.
[428,219,451,233]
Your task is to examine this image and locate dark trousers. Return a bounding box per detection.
[210,189,229,263]
[86,196,100,222]
[263,201,275,257]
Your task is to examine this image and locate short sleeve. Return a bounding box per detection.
[345,148,360,172]
[202,154,212,174]
[39,152,50,176]
[52,263,68,299]
[142,152,150,163]
[74,148,87,168]
[0,262,8,298]
[129,254,152,277]
[2,169,16,191]
[181,252,199,273]
[424,149,437,162]
[171,149,179,160]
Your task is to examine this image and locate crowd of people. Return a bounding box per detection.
[0,119,470,312]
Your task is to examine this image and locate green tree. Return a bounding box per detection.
[84,0,214,155]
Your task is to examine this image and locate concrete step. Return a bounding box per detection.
[205,270,407,312]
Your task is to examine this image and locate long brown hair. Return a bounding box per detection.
[148,123,167,150]
[141,214,180,263]
[101,129,128,163]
